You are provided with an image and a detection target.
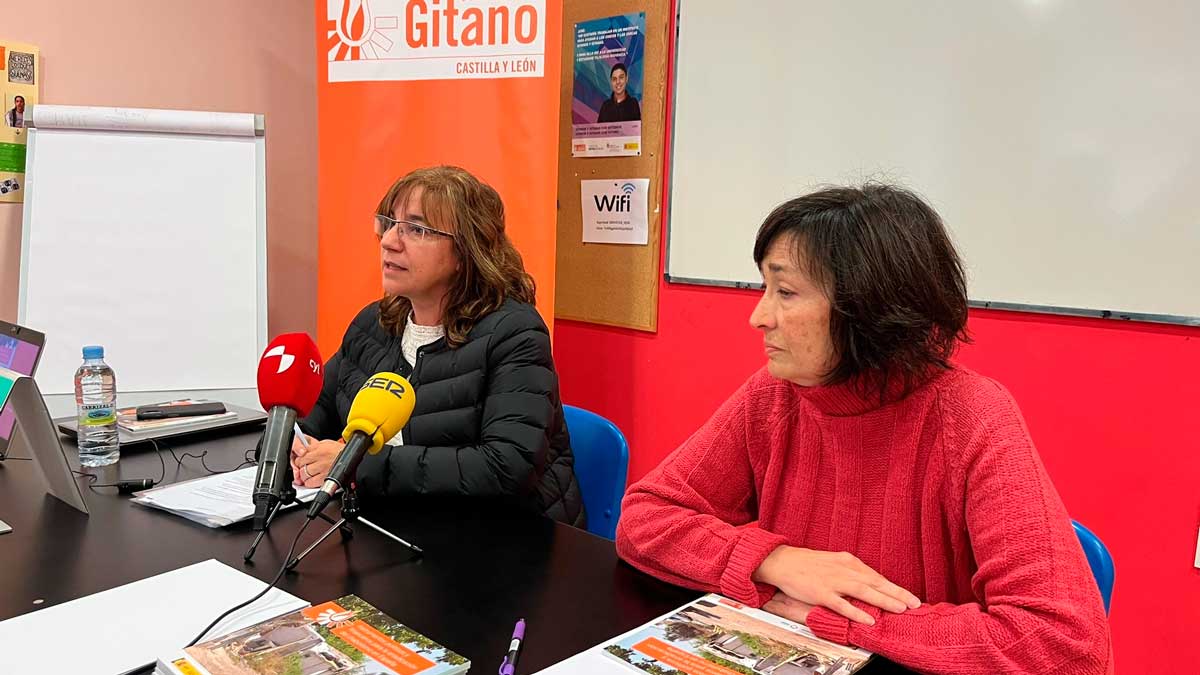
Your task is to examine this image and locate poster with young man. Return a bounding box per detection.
[570,12,645,158]
[0,40,39,204]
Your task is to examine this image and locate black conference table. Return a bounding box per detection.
[0,428,911,674]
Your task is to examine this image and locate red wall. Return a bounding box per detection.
[554,282,1200,671]
[554,2,1199,665]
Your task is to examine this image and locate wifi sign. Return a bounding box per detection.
[593,182,636,212]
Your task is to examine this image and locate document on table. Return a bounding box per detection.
[533,593,874,674]
[131,466,318,528]
[0,559,308,675]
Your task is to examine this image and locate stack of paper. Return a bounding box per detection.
[0,559,308,675]
[132,466,319,528]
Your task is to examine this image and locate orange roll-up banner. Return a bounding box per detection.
[315,0,562,355]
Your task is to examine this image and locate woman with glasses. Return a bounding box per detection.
[290,166,585,526]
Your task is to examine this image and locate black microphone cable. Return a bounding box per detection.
[72,439,168,494]
[184,516,312,648]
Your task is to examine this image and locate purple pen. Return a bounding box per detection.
[499,618,525,675]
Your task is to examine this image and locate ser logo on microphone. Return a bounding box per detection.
[361,377,406,399]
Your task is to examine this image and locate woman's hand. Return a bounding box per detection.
[753,546,921,625]
[763,591,816,625]
[289,431,312,484]
[291,437,345,489]
[291,431,312,456]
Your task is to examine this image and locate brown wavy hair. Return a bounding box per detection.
[753,183,970,400]
[377,166,535,346]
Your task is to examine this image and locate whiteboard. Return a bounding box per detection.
[18,105,267,394]
[667,0,1200,323]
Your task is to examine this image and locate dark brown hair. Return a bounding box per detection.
[377,166,535,347]
[753,183,970,398]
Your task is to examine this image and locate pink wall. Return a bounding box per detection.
[0,1,317,335]
[555,270,1200,673]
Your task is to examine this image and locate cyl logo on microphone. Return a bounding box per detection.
[263,345,295,374]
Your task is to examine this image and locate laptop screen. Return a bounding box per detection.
[0,333,44,444]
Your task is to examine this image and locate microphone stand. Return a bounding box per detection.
[285,484,422,571]
[244,463,348,563]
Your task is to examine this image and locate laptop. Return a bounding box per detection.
[0,365,88,514]
[0,320,46,459]
[56,400,267,447]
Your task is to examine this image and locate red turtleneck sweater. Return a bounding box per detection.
[616,366,1111,674]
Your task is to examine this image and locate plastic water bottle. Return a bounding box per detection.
[75,345,120,467]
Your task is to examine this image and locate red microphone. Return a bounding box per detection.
[256,333,323,413]
[252,333,323,530]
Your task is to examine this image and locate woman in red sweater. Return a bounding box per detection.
[615,185,1112,674]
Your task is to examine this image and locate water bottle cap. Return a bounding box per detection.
[82,345,104,359]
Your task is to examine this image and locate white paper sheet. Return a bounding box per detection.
[131,466,318,528]
[581,178,650,245]
[0,559,307,675]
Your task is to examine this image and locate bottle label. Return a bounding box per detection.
[79,403,115,426]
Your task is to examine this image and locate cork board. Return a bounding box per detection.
[554,0,671,331]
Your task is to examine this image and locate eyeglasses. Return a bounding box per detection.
[374,214,455,242]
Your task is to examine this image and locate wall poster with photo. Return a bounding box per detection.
[570,13,645,158]
[0,39,39,204]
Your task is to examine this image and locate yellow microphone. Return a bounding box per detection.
[307,372,415,519]
[342,373,416,453]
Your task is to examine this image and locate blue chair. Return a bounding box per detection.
[1072,520,1114,614]
[563,405,629,540]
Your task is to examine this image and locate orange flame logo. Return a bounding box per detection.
[327,0,399,63]
[339,0,367,42]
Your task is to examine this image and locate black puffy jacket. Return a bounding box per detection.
[300,299,585,527]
